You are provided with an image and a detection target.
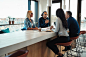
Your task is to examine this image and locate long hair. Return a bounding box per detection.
[56,8,68,30]
[27,10,32,19]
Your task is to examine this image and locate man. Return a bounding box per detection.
[63,11,80,51]
[38,11,50,28]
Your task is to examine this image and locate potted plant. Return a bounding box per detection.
[12,18,15,24]
[8,16,11,24]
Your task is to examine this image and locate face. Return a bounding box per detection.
[65,12,69,19]
[43,12,48,19]
[30,13,33,17]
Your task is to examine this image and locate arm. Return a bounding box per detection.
[24,19,29,29]
[38,18,46,28]
[52,19,59,32]
[27,27,38,30]
[47,18,50,26]
[67,19,70,28]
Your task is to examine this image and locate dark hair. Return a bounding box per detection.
[56,8,68,30]
[66,11,72,17]
[41,11,47,16]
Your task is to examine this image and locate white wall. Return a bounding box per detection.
[38,0,48,18]
[62,0,78,20]
[62,0,70,12]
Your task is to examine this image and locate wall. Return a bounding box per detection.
[37,0,48,18]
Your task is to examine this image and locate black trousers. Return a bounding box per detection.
[46,36,70,54]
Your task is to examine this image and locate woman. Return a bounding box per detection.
[24,10,38,30]
[46,8,69,57]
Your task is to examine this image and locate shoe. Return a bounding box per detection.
[57,54,64,57]
[62,48,70,51]
[62,46,71,51]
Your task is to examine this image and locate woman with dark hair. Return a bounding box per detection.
[38,11,50,28]
[46,8,69,57]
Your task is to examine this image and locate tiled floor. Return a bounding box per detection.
[63,34,86,57]
[63,48,86,57]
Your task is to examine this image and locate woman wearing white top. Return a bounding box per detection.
[46,8,69,57]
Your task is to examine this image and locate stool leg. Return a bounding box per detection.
[54,54,56,57]
[67,51,69,57]
[60,46,61,52]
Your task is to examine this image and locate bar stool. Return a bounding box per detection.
[79,31,86,53]
[80,31,86,47]
[6,50,29,57]
[70,36,82,57]
[55,40,72,57]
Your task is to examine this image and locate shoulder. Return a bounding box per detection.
[39,17,43,21]
[39,17,43,19]
[24,18,28,22]
[31,19,33,21]
[25,18,29,21]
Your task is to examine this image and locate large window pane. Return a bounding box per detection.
[70,0,78,20]
[81,0,86,30]
[51,3,60,26]
[0,0,28,18]
[31,1,35,21]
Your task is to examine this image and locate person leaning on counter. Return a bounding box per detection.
[38,11,50,28]
[24,10,38,30]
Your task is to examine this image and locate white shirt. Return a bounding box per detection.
[52,17,69,36]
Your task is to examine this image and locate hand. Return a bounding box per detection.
[50,26,53,30]
[45,20,49,24]
[35,27,38,30]
[27,27,31,30]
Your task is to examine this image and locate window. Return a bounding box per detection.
[51,3,60,26]
[0,0,28,18]
[81,0,86,30]
[31,1,35,21]
[70,0,78,20]
[0,0,28,32]
[31,1,38,27]
[51,3,60,16]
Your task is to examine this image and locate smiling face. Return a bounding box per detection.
[43,12,48,19]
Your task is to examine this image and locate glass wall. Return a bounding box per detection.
[31,1,38,27]
[81,0,86,30]
[51,3,60,26]
[31,1,35,21]
[70,0,78,20]
[0,0,28,18]
[0,0,28,32]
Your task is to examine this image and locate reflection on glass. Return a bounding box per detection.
[81,0,86,30]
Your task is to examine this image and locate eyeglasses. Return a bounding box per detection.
[31,13,33,14]
[44,14,48,15]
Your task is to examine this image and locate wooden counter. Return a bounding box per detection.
[0,30,56,57]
